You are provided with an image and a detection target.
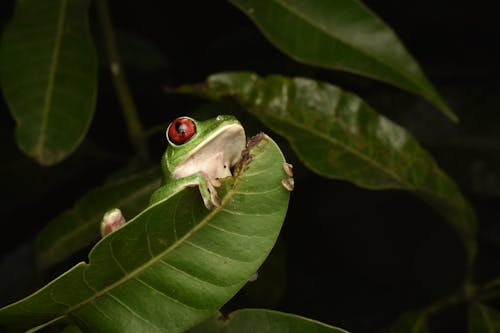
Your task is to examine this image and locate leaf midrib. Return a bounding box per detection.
[251,82,473,237]
[63,151,258,317]
[262,110,414,191]
[265,0,427,92]
[36,0,67,158]
[269,109,469,214]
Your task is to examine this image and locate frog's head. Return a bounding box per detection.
[163,115,246,179]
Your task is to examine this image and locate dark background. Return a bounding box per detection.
[1,1,499,332]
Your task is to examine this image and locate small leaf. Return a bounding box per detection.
[188,309,350,333]
[181,71,477,263]
[35,166,161,269]
[0,134,290,332]
[0,0,97,165]
[386,311,429,333]
[468,303,500,333]
[228,0,456,121]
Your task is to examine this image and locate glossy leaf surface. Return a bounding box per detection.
[181,72,477,263]
[469,303,500,333]
[228,0,456,121]
[0,134,290,332]
[36,167,161,269]
[188,309,349,333]
[0,0,97,165]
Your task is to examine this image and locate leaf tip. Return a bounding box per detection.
[428,94,459,123]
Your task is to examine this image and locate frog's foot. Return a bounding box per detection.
[281,162,295,191]
[194,172,221,209]
[101,208,126,237]
[149,172,222,210]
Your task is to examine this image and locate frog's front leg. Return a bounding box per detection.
[149,172,221,209]
[101,173,221,237]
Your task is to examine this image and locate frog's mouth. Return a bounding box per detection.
[173,123,246,180]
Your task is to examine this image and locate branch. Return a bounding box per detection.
[96,0,149,160]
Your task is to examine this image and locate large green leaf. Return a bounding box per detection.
[0,134,290,332]
[187,309,350,333]
[228,0,456,122]
[469,303,500,333]
[0,0,97,165]
[180,72,477,263]
[36,166,161,269]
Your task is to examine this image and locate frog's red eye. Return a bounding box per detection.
[167,117,196,145]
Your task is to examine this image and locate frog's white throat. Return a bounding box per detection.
[173,124,246,180]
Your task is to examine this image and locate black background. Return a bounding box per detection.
[1,1,499,332]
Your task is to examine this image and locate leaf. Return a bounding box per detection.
[0,0,97,165]
[180,71,477,264]
[468,303,500,333]
[385,311,429,333]
[228,0,456,122]
[0,134,291,332]
[35,166,162,269]
[187,309,350,333]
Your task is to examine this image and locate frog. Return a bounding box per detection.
[100,115,247,237]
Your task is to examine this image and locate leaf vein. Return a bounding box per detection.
[88,301,113,321]
[270,0,425,90]
[107,292,162,330]
[207,223,264,238]
[221,208,275,217]
[184,240,252,263]
[109,242,127,275]
[135,277,199,311]
[232,185,282,195]
[36,0,68,157]
[159,259,226,287]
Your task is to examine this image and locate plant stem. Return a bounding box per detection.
[96,0,149,160]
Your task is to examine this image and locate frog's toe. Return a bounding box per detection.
[207,179,221,207]
[211,191,221,207]
[211,178,221,187]
[101,208,126,237]
[281,177,295,191]
[283,162,294,177]
[201,189,220,209]
[200,175,221,209]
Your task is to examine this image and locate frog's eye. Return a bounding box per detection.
[167,117,197,145]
